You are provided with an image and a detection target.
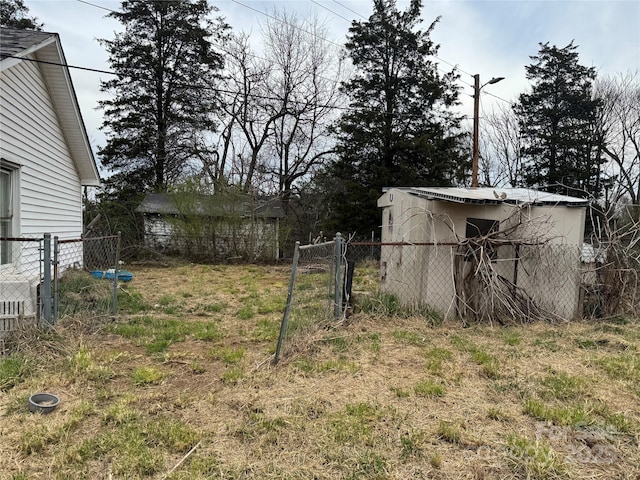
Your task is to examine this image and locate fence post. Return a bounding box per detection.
[42,233,52,327]
[112,231,121,319]
[53,236,59,324]
[333,232,344,319]
[274,241,301,364]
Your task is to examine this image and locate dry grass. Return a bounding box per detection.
[0,264,638,479]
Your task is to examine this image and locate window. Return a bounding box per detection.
[465,217,499,261]
[1,165,15,264]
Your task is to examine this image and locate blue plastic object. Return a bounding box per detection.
[91,269,134,282]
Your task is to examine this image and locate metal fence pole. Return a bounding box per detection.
[274,241,301,364]
[42,233,52,327]
[112,231,121,319]
[53,236,59,323]
[333,232,344,319]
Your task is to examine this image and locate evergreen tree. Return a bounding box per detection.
[0,0,42,30]
[514,41,604,197]
[323,0,464,236]
[99,0,229,194]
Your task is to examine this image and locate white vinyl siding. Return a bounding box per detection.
[0,57,83,240]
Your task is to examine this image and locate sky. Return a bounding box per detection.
[23,0,640,157]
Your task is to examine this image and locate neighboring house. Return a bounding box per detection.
[136,193,284,261]
[377,187,589,321]
[0,28,100,326]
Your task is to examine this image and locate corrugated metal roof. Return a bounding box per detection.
[391,187,589,206]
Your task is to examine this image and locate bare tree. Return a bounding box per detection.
[479,103,525,187]
[261,10,344,208]
[208,11,344,210]
[594,71,640,205]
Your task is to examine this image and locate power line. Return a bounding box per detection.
[76,0,117,14]
[331,0,365,20]
[310,0,352,23]
[230,0,344,48]
[3,54,116,75]
[7,54,443,121]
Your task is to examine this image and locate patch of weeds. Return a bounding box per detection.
[594,352,639,383]
[506,434,568,479]
[253,318,280,341]
[365,332,381,352]
[58,269,113,315]
[191,321,224,342]
[357,292,402,317]
[534,338,561,352]
[424,347,453,375]
[603,411,639,434]
[488,407,509,421]
[69,346,114,383]
[331,402,381,446]
[502,330,522,346]
[256,294,284,314]
[429,452,443,468]
[0,354,31,391]
[540,370,584,400]
[451,336,500,378]
[414,379,446,398]
[348,451,388,480]
[4,392,30,415]
[325,335,351,353]
[237,303,255,320]
[19,424,51,454]
[209,346,245,365]
[400,429,426,459]
[146,338,172,354]
[576,338,609,349]
[204,302,226,313]
[221,367,244,385]
[392,329,428,347]
[436,420,463,444]
[132,366,165,386]
[110,321,149,340]
[118,286,149,314]
[147,418,199,452]
[103,425,164,477]
[391,387,410,398]
[523,398,594,427]
[103,399,139,426]
[188,362,206,374]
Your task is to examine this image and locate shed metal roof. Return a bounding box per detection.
[388,187,589,207]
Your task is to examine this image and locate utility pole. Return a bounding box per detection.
[472,74,480,187]
[472,74,505,187]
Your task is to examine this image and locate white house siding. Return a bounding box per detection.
[0,57,84,273]
[0,56,82,280]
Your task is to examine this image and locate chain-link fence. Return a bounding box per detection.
[0,237,42,336]
[55,235,122,320]
[274,238,640,361]
[0,233,122,341]
[346,242,589,324]
[274,235,346,363]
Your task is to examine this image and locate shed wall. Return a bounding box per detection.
[378,189,585,320]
